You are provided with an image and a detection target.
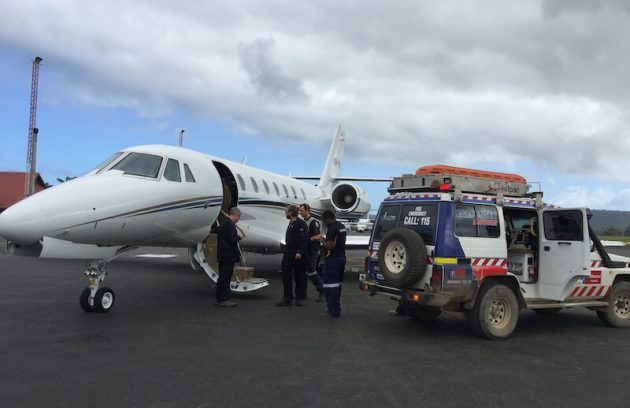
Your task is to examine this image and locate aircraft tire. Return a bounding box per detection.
[93,287,115,313]
[80,287,94,312]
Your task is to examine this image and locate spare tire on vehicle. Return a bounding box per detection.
[378,228,427,287]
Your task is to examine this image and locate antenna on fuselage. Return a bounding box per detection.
[178,129,185,147]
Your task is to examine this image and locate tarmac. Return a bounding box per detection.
[2,245,630,408]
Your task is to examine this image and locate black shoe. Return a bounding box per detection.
[276,299,292,307]
[295,299,304,306]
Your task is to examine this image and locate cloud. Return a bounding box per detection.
[238,36,309,102]
[1,0,630,189]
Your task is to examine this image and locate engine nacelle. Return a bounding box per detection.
[331,183,370,215]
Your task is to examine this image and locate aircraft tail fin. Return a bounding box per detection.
[318,125,345,192]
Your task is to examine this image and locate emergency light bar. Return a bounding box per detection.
[388,164,529,197]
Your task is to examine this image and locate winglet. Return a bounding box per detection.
[318,125,345,192]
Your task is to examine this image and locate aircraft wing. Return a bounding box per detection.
[345,234,370,249]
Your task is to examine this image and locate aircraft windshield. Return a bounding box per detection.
[94,152,123,173]
[111,152,163,178]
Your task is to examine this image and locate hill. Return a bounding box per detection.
[590,210,630,235]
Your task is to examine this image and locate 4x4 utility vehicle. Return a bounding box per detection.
[359,165,630,339]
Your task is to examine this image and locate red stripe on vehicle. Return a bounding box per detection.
[569,286,580,297]
[578,286,590,297]
[586,286,597,297]
[473,265,507,281]
[596,286,605,297]
[591,270,601,276]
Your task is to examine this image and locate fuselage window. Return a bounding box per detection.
[184,164,196,182]
[282,184,289,197]
[237,174,246,191]
[300,188,306,200]
[262,180,270,195]
[273,182,280,196]
[164,158,181,182]
[111,152,163,178]
[250,177,259,193]
[95,152,123,173]
[291,186,297,199]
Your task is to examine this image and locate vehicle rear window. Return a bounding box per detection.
[454,204,500,238]
[400,204,438,245]
[111,153,163,178]
[373,205,400,241]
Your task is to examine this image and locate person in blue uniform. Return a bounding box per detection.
[299,203,324,302]
[215,207,243,307]
[277,205,309,307]
[320,210,346,318]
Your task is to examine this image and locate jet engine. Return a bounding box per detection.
[330,183,370,215]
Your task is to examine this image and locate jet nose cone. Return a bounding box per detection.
[0,198,46,244]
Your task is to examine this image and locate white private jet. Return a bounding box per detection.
[0,126,386,312]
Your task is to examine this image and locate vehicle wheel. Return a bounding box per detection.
[469,284,519,340]
[93,287,115,313]
[378,228,427,287]
[597,281,630,328]
[407,307,441,322]
[533,308,561,316]
[79,287,94,312]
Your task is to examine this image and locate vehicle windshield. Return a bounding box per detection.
[110,152,163,178]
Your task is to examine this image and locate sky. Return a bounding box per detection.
[1,0,630,212]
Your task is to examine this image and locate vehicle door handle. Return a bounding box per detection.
[558,242,572,246]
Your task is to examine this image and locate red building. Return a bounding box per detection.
[0,172,47,213]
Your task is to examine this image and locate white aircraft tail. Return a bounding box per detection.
[318,125,345,193]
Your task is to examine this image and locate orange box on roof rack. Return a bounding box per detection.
[415,165,526,183]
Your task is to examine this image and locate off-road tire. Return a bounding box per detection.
[597,281,630,328]
[378,228,427,287]
[469,283,519,340]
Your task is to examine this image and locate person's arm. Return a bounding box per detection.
[324,224,338,250]
[228,222,241,244]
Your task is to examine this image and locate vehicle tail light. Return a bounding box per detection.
[430,266,443,290]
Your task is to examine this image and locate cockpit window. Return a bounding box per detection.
[111,152,163,178]
[184,164,196,182]
[95,152,124,173]
[164,159,181,182]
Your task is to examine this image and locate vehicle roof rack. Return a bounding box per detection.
[388,164,529,197]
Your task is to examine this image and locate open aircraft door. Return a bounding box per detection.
[538,208,589,300]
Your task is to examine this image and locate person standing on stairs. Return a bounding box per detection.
[215,207,243,307]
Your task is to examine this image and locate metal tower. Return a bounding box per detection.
[25,56,43,197]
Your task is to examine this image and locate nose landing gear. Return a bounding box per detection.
[79,260,116,313]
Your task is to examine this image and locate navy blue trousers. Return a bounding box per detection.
[217,262,234,302]
[322,255,346,317]
[281,253,307,301]
[306,248,323,295]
